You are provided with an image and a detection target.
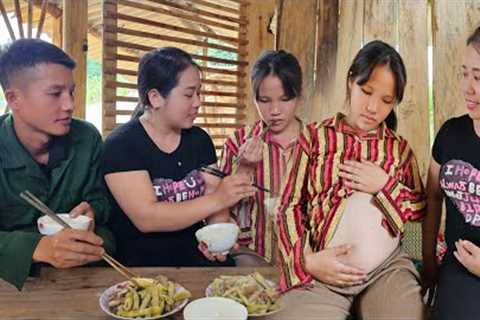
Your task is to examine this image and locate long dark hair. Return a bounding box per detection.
[251,50,302,101]
[131,47,199,119]
[467,26,480,51]
[346,40,407,131]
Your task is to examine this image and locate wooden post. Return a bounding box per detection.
[62,0,88,119]
[102,0,118,136]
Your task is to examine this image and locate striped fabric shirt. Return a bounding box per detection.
[219,119,305,264]
[277,113,426,291]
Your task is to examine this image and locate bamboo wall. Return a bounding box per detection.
[102,0,249,151]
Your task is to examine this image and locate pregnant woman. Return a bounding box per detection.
[276,40,426,320]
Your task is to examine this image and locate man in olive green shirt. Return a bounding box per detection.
[0,39,115,290]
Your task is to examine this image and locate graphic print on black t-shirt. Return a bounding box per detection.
[152,169,206,202]
[440,159,480,226]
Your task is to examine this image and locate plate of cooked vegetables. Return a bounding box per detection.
[205,272,283,317]
[99,276,191,319]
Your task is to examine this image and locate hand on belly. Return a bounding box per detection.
[327,192,400,273]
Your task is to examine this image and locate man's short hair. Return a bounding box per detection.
[0,39,76,91]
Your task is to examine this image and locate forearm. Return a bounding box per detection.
[422,196,443,265]
[206,209,231,224]
[129,192,226,232]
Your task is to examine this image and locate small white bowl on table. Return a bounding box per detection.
[183,297,248,320]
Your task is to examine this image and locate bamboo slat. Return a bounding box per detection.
[36,0,48,38]
[112,26,241,54]
[145,0,246,25]
[194,123,244,128]
[201,90,245,98]
[118,0,239,32]
[109,40,246,71]
[201,102,246,108]
[110,109,245,120]
[114,12,246,46]
[186,0,240,15]
[14,0,24,38]
[27,0,32,38]
[105,81,137,89]
[106,78,243,90]
[110,52,247,68]
[210,134,231,140]
[0,0,16,40]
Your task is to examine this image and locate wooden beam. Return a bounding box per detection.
[63,0,88,119]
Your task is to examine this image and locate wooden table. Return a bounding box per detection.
[0,266,279,320]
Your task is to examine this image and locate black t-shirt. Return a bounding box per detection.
[432,115,480,260]
[101,118,220,266]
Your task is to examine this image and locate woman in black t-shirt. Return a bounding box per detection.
[423,27,480,320]
[101,47,256,267]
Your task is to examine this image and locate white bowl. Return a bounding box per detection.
[195,223,239,255]
[183,297,248,320]
[99,281,189,320]
[37,214,91,235]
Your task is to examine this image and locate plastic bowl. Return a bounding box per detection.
[195,223,239,255]
[37,214,91,235]
[183,297,248,320]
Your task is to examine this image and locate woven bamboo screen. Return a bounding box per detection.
[102,0,249,151]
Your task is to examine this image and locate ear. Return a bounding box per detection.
[4,88,20,111]
[147,89,165,110]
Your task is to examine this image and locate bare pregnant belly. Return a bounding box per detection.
[327,192,400,273]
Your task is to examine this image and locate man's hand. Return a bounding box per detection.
[33,229,104,268]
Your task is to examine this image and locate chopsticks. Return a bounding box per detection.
[20,190,139,281]
[199,166,271,193]
[232,122,270,166]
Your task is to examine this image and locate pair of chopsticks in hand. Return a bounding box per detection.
[20,190,139,282]
[232,122,270,166]
[199,166,271,193]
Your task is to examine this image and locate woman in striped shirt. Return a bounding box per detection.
[218,50,311,266]
[276,40,426,319]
